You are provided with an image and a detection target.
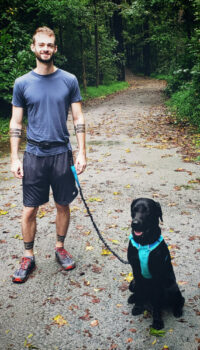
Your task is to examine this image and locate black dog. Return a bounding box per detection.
[127,198,184,330]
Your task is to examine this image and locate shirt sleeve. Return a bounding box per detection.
[12,79,26,108]
[70,76,82,103]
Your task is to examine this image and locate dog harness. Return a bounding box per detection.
[129,234,164,279]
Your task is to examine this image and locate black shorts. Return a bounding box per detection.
[23,151,78,207]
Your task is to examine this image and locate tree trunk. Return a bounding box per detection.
[143,17,151,76]
[58,25,63,55]
[79,31,87,93]
[94,0,99,87]
[113,0,125,81]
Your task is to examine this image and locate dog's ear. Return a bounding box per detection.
[131,199,138,216]
[155,201,163,222]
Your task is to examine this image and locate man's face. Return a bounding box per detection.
[31,33,57,64]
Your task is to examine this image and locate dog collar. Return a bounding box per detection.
[129,234,164,279]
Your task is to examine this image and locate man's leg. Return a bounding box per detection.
[12,206,38,283]
[22,206,39,256]
[55,203,70,248]
[55,202,75,270]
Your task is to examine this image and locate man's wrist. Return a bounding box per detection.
[78,149,86,156]
[11,154,20,162]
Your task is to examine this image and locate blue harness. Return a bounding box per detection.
[129,234,164,279]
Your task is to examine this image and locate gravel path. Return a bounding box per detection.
[0,73,199,350]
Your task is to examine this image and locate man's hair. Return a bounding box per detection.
[32,26,56,44]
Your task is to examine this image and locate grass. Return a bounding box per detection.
[81,81,129,100]
[0,118,10,143]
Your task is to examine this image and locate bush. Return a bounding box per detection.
[166,83,200,129]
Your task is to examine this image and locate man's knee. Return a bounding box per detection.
[23,206,39,221]
[55,202,70,214]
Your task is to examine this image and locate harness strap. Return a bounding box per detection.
[129,234,164,278]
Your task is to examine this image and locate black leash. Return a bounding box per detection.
[69,150,129,265]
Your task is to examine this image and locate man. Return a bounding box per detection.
[10,26,86,283]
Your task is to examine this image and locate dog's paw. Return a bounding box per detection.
[173,307,183,318]
[151,318,164,330]
[128,294,136,304]
[132,305,144,316]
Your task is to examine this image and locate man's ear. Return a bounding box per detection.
[31,44,35,53]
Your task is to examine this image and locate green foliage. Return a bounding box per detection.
[166,83,200,129]
[0,118,10,142]
[81,81,129,100]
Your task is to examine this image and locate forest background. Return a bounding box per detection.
[0,0,200,140]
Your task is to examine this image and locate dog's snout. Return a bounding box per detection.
[132,219,139,225]
[131,219,141,230]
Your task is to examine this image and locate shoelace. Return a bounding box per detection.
[21,257,31,270]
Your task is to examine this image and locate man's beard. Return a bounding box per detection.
[35,52,54,64]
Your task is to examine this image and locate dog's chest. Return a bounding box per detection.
[129,235,164,279]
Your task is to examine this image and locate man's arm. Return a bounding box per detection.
[10,105,24,179]
[71,102,86,175]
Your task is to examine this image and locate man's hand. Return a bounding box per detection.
[11,159,24,179]
[75,152,87,175]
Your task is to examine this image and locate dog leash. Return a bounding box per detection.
[68,150,129,265]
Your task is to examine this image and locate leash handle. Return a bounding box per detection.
[68,149,81,188]
[71,165,80,188]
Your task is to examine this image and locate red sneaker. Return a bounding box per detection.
[12,257,36,283]
[55,248,76,270]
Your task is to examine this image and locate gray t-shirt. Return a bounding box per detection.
[12,69,82,156]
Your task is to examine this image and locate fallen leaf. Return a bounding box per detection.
[13,234,23,240]
[125,272,134,283]
[167,202,177,207]
[125,184,131,188]
[70,206,81,212]
[86,246,94,251]
[178,281,188,286]
[38,210,46,218]
[90,319,99,327]
[84,230,91,235]
[149,327,166,337]
[101,249,111,255]
[79,309,90,321]
[91,298,100,304]
[52,314,68,326]
[92,265,102,274]
[111,239,120,245]
[0,210,8,215]
[129,328,137,333]
[126,338,133,343]
[87,197,103,202]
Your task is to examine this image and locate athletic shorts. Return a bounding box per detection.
[23,151,78,207]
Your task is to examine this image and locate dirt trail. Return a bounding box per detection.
[0,73,199,350]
